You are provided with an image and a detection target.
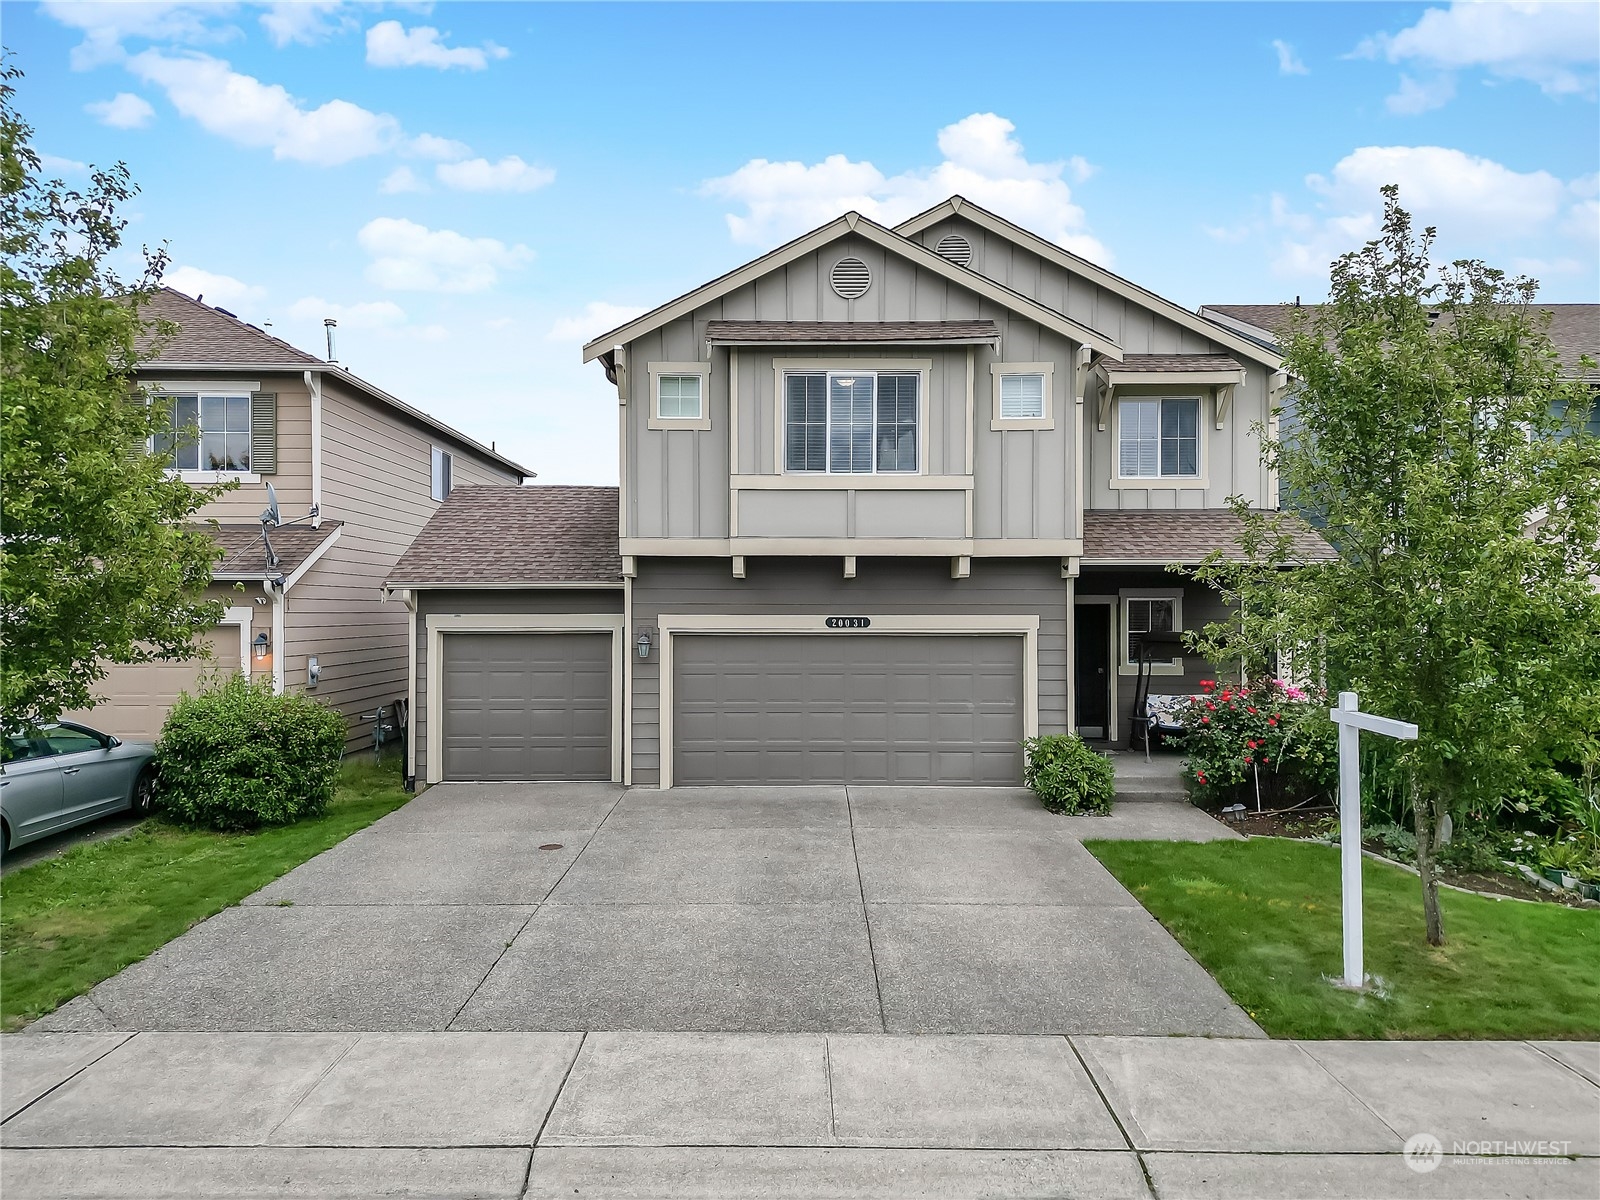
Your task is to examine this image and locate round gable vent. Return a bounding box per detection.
[830,257,871,299]
[934,233,972,267]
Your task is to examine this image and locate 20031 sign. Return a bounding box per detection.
[824,616,872,629]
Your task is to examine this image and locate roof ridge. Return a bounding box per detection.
[152,287,325,366]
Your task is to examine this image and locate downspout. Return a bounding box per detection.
[390,587,419,791]
[263,581,286,695]
[304,369,323,528]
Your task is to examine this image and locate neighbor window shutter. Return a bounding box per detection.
[249,392,277,474]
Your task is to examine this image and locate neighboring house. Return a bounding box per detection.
[392,196,1331,789]
[66,288,530,744]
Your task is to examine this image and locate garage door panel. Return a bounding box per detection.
[442,631,612,782]
[673,633,1024,786]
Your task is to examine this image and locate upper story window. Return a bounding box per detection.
[155,393,251,473]
[647,362,713,430]
[658,375,702,420]
[1119,396,1199,478]
[990,363,1054,430]
[431,446,453,501]
[784,370,918,474]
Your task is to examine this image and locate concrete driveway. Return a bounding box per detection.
[37,783,1259,1037]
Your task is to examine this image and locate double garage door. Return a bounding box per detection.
[672,633,1025,786]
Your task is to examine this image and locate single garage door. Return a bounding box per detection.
[673,633,1025,786]
[63,625,242,741]
[441,632,612,781]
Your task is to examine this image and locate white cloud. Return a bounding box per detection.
[1357,2,1599,109]
[407,133,471,161]
[1268,145,1586,278]
[128,49,400,166]
[38,153,89,174]
[436,155,555,193]
[1386,73,1457,115]
[287,296,408,329]
[357,217,532,293]
[380,166,427,194]
[259,2,349,47]
[164,265,266,308]
[547,301,647,343]
[700,112,1108,262]
[85,92,157,129]
[1273,39,1308,76]
[365,20,510,70]
[40,1,228,70]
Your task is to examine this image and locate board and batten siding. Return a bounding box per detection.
[909,216,1275,511]
[628,556,1068,786]
[411,588,625,780]
[171,371,315,523]
[283,380,519,747]
[622,232,1080,546]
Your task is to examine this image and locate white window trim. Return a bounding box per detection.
[1110,394,1209,489]
[654,613,1039,788]
[773,358,932,478]
[1119,587,1185,677]
[151,387,257,479]
[221,606,253,678]
[430,445,453,502]
[989,362,1055,430]
[423,613,625,785]
[647,362,712,431]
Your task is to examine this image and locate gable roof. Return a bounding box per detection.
[206,520,343,580]
[894,197,1284,372]
[582,211,1122,365]
[386,485,622,587]
[1202,302,1600,381]
[135,288,532,477]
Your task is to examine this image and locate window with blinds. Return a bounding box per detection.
[154,393,252,472]
[999,373,1045,420]
[1119,397,1199,478]
[784,370,918,474]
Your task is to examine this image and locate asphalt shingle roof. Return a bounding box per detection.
[1204,303,1600,379]
[388,486,622,587]
[205,521,343,579]
[703,320,1000,345]
[138,288,325,367]
[1082,509,1335,565]
[1105,354,1242,373]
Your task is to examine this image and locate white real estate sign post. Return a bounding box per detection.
[1330,691,1419,989]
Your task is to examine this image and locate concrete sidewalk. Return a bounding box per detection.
[3,1031,1596,1198]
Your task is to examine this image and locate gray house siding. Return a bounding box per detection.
[412,588,624,780]
[628,556,1068,786]
[622,231,1080,549]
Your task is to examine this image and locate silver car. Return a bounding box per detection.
[1,722,158,856]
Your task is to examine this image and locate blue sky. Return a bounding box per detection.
[9,1,1598,482]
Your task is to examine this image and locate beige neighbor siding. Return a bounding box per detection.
[910,217,1274,511]
[61,582,273,740]
[286,380,519,747]
[155,371,316,524]
[622,231,1079,547]
[629,556,1068,786]
[411,589,624,782]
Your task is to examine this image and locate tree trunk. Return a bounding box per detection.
[1411,783,1446,946]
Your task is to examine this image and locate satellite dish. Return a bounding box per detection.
[261,482,281,527]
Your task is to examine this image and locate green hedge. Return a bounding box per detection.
[1022,734,1116,815]
[156,675,345,831]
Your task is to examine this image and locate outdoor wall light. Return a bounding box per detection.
[636,631,653,660]
[252,632,271,661]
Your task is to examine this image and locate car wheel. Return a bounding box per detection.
[130,767,157,816]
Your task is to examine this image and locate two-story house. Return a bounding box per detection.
[68,289,530,745]
[390,197,1330,789]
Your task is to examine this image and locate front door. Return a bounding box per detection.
[1075,605,1111,740]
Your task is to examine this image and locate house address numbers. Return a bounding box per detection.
[824,617,872,629]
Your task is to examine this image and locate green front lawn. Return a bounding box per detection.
[1086,837,1600,1040]
[0,760,409,1030]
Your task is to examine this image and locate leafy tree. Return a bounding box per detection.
[1189,186,1600,946]
[1,63,231,729]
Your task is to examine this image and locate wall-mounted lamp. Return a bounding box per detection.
[252,631,273,675]
[636,631,653,660]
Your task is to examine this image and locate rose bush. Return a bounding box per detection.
[1178,679,1337,810]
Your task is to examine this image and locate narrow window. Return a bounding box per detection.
[874,373,918,472]
[155,394,200,471]
[784,373,827,472]
[657,374,703,420]
[828,374,875,474]
[1125,597,1178,666]
[1119,398,1159,477]
[1000,373,1045,420]
[1160,397,1199,477]
[431,446,452,501]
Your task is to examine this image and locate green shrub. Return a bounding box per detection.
[1022,735,1116,815]
[1179,679,1336,811]
[156,675,346,831]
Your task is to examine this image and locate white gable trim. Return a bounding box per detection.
[582,212,1123,364]
[895,198,1283,372]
